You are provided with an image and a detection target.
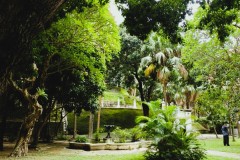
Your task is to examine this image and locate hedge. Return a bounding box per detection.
[67,108,143,134]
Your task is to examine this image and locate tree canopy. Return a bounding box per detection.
[115,0,192,43]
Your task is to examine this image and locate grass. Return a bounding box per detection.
[199,137,240,160]
[7,151,145,160]
[205,155,238,160]
[4,135,240,160]
[200,137,240,154]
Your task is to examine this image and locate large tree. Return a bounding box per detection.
[0,1,120,156]
[115,0,192,43]
[107,27,154,116]
[198,0,240,42]
[182,23,240,136]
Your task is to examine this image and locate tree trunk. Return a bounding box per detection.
[0,93,8,151]
[142,103,149,117]
[73,113,77,139]
[213,124,219,138]
[8,75,43,157]
[136,75,149,116]
[97,97,102,132]
[9,102,42,157]
[30,109,51,148]
[88,112,94,139]
[0,113,7,151]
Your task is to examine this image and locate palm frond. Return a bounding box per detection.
[135,116,151,124]
[155,52,166,65]
[140,56,152,67]
[171,56,181,66]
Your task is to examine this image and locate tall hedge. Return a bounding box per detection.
[67,108,143,134]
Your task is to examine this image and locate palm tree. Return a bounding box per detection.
[143,44,188,106]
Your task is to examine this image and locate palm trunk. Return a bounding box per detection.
[163,83,167,106]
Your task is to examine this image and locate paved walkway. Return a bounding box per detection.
[197,134,222,139]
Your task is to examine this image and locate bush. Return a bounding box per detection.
[56,134,68,140]
[137,102,206,160]
[112,127,131,143]
[94,132,100,142]
[75,136,87,143]
[129,126,146,142]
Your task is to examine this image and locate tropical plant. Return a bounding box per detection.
[129,126,147,142]
[112,127,131,143]
[136,101,206,160]
[75,135,88,143]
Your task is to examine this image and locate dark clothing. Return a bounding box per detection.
[223,135,229,146]
[222,125,230,146]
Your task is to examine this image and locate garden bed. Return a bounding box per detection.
[69,141,151,151]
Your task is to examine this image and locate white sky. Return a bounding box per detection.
[109,0,124,25]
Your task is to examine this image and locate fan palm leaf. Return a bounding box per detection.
[155,52,166,65]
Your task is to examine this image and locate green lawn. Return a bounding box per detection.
[9,152,145,160]
[205,155,238,160]
[199,137,240,160]
[200,137,240,154]
[5,136,240,160]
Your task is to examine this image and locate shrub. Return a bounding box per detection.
[75,136,87,143]
[56,134,68,140]
[129,126,146,142]
[137,101,206,160]
[94,132,100,142]
[112,127,131,143]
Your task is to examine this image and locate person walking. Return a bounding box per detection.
[221,123,230,146]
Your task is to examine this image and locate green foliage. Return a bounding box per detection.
[75,135,88,143]
[182,27,240,132]
[112,127,131,143]
[94,132,101,142]
[137,101,206,160]
[116,0,191,43]
[198,0,239,42]
[36,88,48,100]
[32,3,121,114]
[129,126,147,142]
[56,134,68,140]
[67,108,142,134]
